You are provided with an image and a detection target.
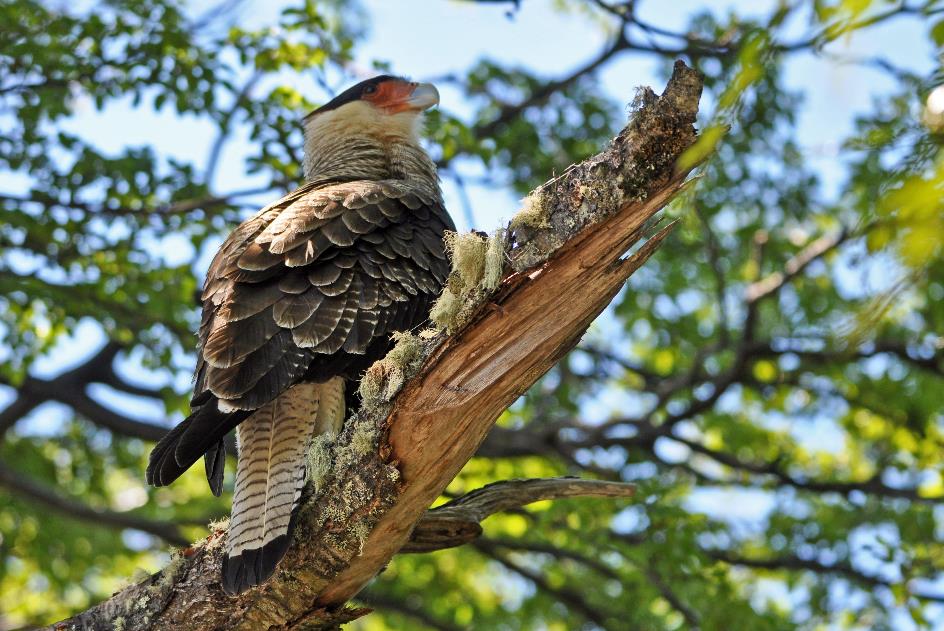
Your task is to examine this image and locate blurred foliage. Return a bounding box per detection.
[1,0,944,630]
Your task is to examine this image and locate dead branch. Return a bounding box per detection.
[404,477,636,552]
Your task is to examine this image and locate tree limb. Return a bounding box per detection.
[643,560,702,629]
[482,536,622,581]
[474,539,617,629]
[0,183,278,219]
[355,590,463,631]
[669,432,941,504]
[0,342,170,442]
[404,477,636,552]
[0,394,40,436]
[745,229,849,303]
[472,29,630,139]
[708,550,944,603]
[0,462,187,546]
[50,61,703,631]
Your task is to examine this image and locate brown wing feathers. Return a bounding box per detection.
[145,179,453,490]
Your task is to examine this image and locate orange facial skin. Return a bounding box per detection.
[363,79,421,114]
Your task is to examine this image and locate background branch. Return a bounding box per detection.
[404,477,636,552]
[0,462,187,546]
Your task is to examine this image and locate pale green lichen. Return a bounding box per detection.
[147,550,185,598]
[306,433,335,490]
[430,228,509,333]
[320,476,372,527]
[309,417,382,526]
[445,231,487,287]
[482,229,506,291]
[358,331,425,407]
[135,593,150,609]
[351,521,371,554]
[386,331,424,373]
[359,363,398,407]
[511,191,551,229]
[110,570,158,628]
[418,327,439,340]
[319,472,385,556]
[383,365,407,397]
[350,419,379,457]
[430,287,461,331]
[509,169,629,272]
[200,517,229,552]
[358,363,385,404]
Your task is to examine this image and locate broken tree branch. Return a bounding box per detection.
[51,60,703,631]
[404,477,637,553]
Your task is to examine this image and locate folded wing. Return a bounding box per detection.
[146,179,454,489]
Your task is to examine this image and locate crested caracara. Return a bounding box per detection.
[146,75,454,595]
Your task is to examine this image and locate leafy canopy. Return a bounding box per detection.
[1,0,943,629]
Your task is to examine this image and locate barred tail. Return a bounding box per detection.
[221,378,345,595]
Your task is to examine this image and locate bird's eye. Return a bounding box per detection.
[363,85,377,95]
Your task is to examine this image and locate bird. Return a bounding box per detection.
[145,75,455,595]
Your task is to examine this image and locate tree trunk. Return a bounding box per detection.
[52,60,703,631]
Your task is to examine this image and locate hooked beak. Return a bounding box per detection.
[403,82,440,112]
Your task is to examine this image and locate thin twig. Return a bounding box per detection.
[474,540,617,629]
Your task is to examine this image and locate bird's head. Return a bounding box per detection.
[307,75,440,121]
[302,75,440,182]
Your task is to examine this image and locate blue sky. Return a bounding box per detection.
[4,0,941,626]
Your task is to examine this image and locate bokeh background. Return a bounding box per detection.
[2,0,943,629]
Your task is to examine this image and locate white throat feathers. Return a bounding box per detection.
[302,101,438,192]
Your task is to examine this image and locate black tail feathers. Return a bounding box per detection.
[221,506,302,595]
[146,400,246,492]
[221,534,291,595]
[204,439,227,497]
[145,416,193,487]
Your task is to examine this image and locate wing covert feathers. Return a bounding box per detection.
[194,178,454,413]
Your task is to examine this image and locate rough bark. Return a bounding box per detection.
[50,60,703,631]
